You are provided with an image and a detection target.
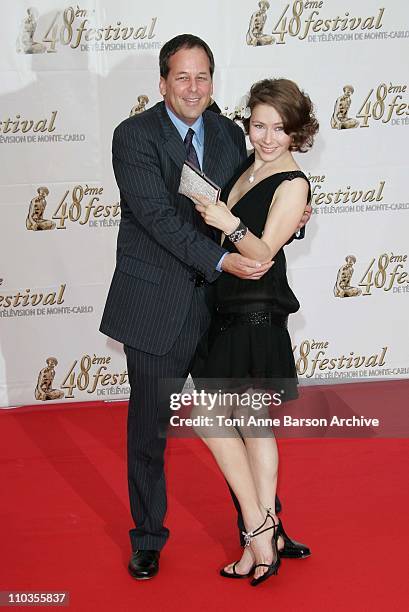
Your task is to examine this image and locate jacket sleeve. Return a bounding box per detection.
[112,121,226,283]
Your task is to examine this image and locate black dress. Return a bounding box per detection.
[192,154,311,401]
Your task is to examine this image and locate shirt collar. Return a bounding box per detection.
[165,105,204,146]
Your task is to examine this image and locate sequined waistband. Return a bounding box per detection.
[215,310,288,331]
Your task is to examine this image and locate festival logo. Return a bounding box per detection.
[34,354,129,401]
[0,281,94,319]
[35,358,64,401]
[17,6,159,54]
[309,173,386,214]
[309,173,409,215]
[129,95,149,117]
[330,82,409,129]
[334,253,409,297]
[245,1,388,46]
[26,187,55,231]
[25,185,120,230]
[334,256,361,298]
[330,85,359,129]
[0,111,57,136]
[0,111,88,145]
[0,283,66,309]
[247,1,274,46]
[293,340,389,379]
[16,8,46,54]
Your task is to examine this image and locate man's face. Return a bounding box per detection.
[159,46,213,125]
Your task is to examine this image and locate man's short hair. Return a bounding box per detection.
[159,34,215,79]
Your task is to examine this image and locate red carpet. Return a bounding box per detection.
[1,384,408,611]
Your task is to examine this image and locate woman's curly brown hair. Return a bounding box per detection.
[242,78,319,152]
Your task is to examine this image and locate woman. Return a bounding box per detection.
[192,78,318,586]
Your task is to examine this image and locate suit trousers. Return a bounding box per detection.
[124,284,211,551]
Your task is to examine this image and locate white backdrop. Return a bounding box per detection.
[1,0,408,407]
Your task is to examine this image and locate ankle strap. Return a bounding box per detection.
[242,512,277,547]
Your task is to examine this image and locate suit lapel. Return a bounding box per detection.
[156,103,224,180]
[202,111,225,241]
[202,110,223,182]
[156,102,186,171]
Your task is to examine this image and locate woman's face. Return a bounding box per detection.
[249,103,292,163]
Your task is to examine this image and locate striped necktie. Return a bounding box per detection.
[184,128,200,169]
[183,128,214,240]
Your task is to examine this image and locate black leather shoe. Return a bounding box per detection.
[128,550,160,580]
[278,519,311,559]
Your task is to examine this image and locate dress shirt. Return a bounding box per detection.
[165,105,204,169]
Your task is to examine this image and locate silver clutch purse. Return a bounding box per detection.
[178,161,220,205]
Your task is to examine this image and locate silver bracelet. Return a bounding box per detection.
[225,219,248,243]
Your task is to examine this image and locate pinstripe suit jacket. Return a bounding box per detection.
[100,101,247,355]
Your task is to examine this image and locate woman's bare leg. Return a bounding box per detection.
[222,393,281,575]
[192,392,279,579]
[201,434,277,580]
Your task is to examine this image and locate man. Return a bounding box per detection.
[101,34,310,580]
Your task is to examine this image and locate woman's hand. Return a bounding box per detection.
[297,202,312,231]
[194,195,239,234]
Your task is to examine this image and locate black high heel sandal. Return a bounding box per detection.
[219,560,255,579]
[242,509,281,587]
[277,517,312,559]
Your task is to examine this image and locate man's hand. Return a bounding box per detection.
[221,253,273,279]
[296,203,312,231]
